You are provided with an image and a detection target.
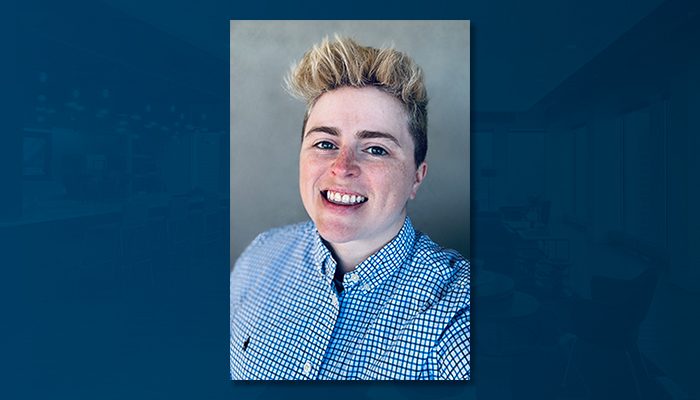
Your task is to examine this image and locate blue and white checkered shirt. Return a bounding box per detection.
[230,217,470,380]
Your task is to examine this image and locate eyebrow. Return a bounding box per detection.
[305,126,340,137]
[357,130,401,147]
[305,126,401,147]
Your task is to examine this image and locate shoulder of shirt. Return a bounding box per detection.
[231,221,316,297]
[233,221,315,274]
[392,230,471,314]
[245,221,316,250]
[409,231,470,288]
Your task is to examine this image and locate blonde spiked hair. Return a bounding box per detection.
[285,35,429,166]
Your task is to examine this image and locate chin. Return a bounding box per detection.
[315,220,362,245]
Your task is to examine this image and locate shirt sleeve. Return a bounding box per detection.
[435,307,471,380]
[230,231,267,307]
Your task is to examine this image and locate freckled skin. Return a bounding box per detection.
[299,86,427,270]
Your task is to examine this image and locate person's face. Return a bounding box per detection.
[299,86,427,248]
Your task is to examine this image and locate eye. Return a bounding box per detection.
[314,141,337,150]
[366,146,388,156]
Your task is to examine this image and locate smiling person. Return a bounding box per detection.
[230,36,470,380]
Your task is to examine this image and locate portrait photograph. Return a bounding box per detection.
[230,20,470,380]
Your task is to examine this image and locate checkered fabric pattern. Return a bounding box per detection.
[230,217,470,380]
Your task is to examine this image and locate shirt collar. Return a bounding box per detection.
[311,217,417,292]
[312,228,336,284]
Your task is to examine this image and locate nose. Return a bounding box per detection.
[331,148,360,177]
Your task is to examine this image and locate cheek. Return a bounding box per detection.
[299,157,324,189]
[370,163,415,200]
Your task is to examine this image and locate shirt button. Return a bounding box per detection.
[347,273,359,284]
[331,295,339,308]
[303,361,312,376]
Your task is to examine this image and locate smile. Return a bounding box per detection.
[322,190,368,206]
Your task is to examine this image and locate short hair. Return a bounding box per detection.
[285,35,428,167]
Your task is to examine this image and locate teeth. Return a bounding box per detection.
[325,190,367,205]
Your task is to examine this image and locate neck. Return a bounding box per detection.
[326,215,406,274]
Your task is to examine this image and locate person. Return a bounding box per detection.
[230,35,470,380]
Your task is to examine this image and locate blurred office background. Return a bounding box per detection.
[5,2,229,398]
[4,0,699,399]
[469,1,699,399]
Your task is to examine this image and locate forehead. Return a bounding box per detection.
[306,87,410,139]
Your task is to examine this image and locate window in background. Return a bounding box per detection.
[621,103,668,249]
[573,125,589,226]
[23,128,52,180]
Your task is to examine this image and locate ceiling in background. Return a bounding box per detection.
[100,0,666,112]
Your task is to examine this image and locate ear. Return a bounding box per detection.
[409,162,428,200]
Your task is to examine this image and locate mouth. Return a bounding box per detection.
[321,189,368,206]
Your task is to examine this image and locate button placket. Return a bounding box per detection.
[346,273,360,285]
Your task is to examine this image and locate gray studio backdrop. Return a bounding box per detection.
[230,20,470,265]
